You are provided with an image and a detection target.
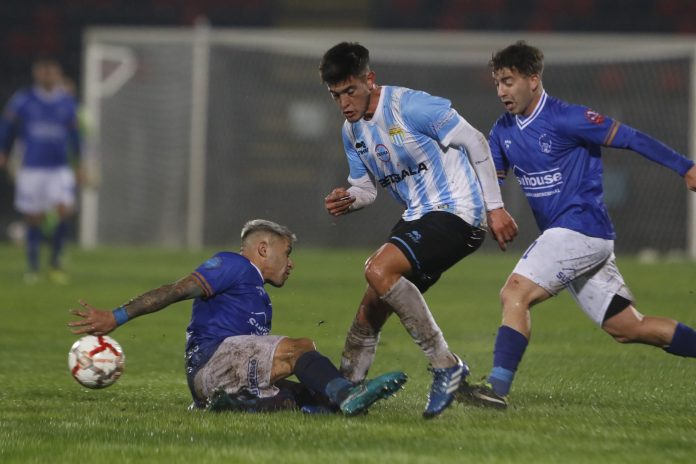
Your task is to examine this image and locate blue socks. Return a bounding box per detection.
[488,325,528,396]
[665,323,696,358]
[25,219,69,272]
[50,220,68,268]
[26,226,42,272]
[293,351,352,405]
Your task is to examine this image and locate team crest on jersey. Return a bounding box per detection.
[375,144,391,162]
[538,133,552,154]
[389,126,405,146]
[202,257,222,269]
[504,139,512,150]
[584,109,605,125]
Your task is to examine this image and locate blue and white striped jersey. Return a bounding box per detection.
[342,85,486,226]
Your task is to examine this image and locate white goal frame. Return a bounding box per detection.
[81,26,696,257]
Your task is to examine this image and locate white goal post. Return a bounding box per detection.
[80,27,696,258]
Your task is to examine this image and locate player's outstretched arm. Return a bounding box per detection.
[487,207,518,251]
[685,165,696,192]
[68,274,205,335]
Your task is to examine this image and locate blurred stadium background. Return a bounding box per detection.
[1,0,695,256]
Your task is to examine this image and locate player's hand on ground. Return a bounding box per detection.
[685,165,696,192]
[325,187,356,216]
[487,207,518,251]
[68,299,117,336]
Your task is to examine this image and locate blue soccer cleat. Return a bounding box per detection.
[422,354,469,419]
[339,371,408,416]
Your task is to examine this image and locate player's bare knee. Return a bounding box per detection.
[602,319,641,344]
[364,259,390,291]
[500,285,527,313]
[289,337,316,355]
[604,326,636,344]
[363,258,380,280]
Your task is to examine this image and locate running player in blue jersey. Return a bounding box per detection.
[69,220,407,415]
[320,42,518,418]
[0,59,82,284]
[459,41,696,409]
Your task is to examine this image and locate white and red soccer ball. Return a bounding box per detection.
[68,335,125,388]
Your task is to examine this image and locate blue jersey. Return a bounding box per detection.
[0,86,80,168]
[490,92,693,239]
[343,85,486,226]
[490,92,619,239]
[184,252,272,380]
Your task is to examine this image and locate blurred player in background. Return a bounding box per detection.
[459,41,696,409]
[69,219,407,415]
[320,42,518,418]
[0,58,82,284]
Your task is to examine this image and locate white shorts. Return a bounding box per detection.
[15,167,76,215]
[513,228,633,326]
[193,335,285,401]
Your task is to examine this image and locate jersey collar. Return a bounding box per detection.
[33,85,66,102]
[249,262,264,283]
[515,91,547,130]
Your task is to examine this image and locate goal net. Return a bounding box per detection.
[81,28,696,256]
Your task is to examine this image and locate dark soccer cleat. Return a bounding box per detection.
[339,371,408,416]
[206,387,297,413]
[206,387,250,412]
[456,379,508,410]
[422,355,469,419]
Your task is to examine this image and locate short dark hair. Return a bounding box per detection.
[489,41,544,77]
[319,42,370,85]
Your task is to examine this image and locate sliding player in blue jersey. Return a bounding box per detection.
[69,220,407,415]
[459,41,696,409]
[320,42,518,418]
[0,59,82,284]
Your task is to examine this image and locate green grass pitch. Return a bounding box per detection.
[1,244,695,463]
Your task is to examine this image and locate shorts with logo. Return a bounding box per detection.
[389,211,486,293]
[192,335,285,403]
[513,227,634,326]
[15,167,76,215]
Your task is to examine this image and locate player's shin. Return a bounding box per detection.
[26,225,42,272]
[380,277,452,368]
[293,350,353,405]
[50,219,69,268]
[340,319,380,383]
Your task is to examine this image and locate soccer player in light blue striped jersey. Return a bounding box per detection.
[0,59,82,284]
[459,41,696,409]
[320,42,518,418]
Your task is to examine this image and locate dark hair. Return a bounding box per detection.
[489,41,544,77]
[319,42,370,85]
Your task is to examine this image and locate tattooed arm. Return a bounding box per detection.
[68,274,205,336]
